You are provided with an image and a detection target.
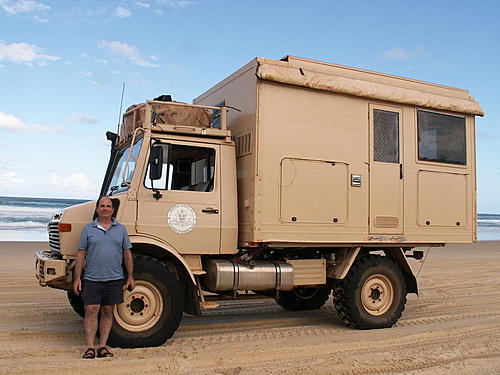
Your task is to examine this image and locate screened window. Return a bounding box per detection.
[418,110,466,165]
[145,143,215,192]
[373,109,399,163]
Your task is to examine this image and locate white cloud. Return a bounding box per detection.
[49,172,99,198]
[0,41,60,66]
[382,47,428,60]
[0,170,25,184]
[86,7,106,16]
[30,14,48,22]
[113,6,131,18]
[90,80,106,88]
[434,61,456,70]
[94,57,108,64]
[135,1,150,7]
[0,112,29,130]
[0,0,49,15]
[156,0,197,9]
[68,114,98,124]
[50,172,92,187]
[98,40,159,67]
[0,112,65,132]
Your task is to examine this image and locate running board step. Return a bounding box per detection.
[200,301,220,309]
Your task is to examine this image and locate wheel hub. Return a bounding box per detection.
[361,274,394,316]
[114,280,164,332]
[129,297,145,313]
[369,287,381,301]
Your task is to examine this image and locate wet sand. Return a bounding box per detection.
[0,241,499,375]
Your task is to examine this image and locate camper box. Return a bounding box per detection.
[194,56,483,247]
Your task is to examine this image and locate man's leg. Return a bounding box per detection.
[96,279,123,356]
[84,304,100,348]
[98,305,114,348]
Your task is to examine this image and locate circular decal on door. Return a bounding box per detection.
[167,204,197,234]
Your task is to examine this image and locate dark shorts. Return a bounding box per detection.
[82,279,124,306]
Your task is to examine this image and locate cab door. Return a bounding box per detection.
[136,140,220,254]
[369,104,404,235]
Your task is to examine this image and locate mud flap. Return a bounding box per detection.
[184,277,203,315]
[383,248,418,295]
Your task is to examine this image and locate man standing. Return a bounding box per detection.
[73,196,135,359]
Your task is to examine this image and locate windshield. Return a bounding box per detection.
[106,137,143,195]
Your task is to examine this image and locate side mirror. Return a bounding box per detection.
[149,145,163,180]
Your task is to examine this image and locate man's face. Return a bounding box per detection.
[96,198,113,220]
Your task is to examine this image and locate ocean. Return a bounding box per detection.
[0,196,90,241]
[0,195,499,242]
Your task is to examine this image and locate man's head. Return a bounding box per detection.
[96,196,114,221]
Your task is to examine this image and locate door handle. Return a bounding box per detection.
[202,208,219,214]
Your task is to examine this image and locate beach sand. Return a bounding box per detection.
[0,241,499,375]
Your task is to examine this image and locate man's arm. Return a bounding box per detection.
[73,249,86,295]
[123,249,135,291]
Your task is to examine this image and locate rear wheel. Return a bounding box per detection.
[333,254,406,329]
[276,286,331,311]
[107,256,184,348]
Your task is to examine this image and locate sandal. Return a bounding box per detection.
[97,347,114,358]
[82,348,95,359]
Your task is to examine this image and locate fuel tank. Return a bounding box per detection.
[202,259,294,292]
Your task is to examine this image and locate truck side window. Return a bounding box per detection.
[418,110,466,165]
[145,144,215,192]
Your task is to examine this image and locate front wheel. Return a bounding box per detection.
[332,255,406,329]
[107,256,184,348]
[67,291,85,318]
[276,286,331,311]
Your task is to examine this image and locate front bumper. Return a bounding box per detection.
[35,250,69,286]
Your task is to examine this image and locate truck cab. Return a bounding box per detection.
[36,99,239,347]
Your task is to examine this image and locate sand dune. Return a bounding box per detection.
[0,241,499,374]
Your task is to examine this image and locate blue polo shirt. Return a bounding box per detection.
[77,218,132,282]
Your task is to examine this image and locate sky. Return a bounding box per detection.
[0,0,499,213]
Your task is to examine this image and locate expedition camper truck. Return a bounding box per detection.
[35,56,483,348]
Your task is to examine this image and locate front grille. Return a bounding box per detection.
[38,259,45,280]
[48,222,61,252]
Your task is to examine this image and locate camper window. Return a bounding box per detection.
[417,110,466,165]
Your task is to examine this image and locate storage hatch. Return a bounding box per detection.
[280,158,348,224]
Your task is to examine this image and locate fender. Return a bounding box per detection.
[128,234,197,284]
[328,247,361,279]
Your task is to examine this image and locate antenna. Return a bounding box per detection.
[117,82,126,134]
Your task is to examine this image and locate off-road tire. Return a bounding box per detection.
[107,255,184,348]
[332,254,406,329]
[276,286,331,311]
[67,291,85,318]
